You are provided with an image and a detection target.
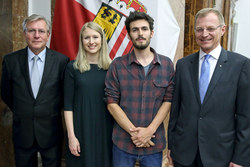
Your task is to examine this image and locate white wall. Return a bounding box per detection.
[28,0,51,20]
[28,0,51,46]
[234,0,250,58]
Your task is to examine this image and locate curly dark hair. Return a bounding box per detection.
[125,11,154,34]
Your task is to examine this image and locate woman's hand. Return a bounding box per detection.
[68,136,81,157]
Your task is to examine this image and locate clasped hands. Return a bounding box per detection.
[130,127,155,148]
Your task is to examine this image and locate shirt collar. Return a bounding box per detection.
[199,44,221,60]
[28,47,46,62]
[128,47,161,65]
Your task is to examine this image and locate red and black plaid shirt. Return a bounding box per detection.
[105,48,174,155]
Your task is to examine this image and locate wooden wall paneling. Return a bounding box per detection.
[0,0,27,166]
[184,0,214,57]
[221,0,230,50]
[203,0,214,7]
[0,0,12,57]
[51,0,56,25]
[0,0,13,161]
[12,0,28,51]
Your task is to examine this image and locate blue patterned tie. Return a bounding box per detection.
[199,54,210,103]
[31,56,40,98]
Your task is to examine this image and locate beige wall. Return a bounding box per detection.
[169,0,185,65]
[162,1,185,167]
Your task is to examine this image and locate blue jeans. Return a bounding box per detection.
[112,144,162,167]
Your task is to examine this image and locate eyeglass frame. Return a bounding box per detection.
[194,25,223,33]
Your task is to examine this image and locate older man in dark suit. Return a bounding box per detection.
[1,14,69,167]
[167,8,250,167]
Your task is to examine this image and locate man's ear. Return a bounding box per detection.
[221,25,226,36]
[150,30,154,38]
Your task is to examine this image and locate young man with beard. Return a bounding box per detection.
[105,11,175,167]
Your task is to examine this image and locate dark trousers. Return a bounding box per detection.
[14,141,61,167]
[174,150,204,167]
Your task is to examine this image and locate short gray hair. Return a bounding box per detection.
[22,14,51,33]
[195,8,225,28]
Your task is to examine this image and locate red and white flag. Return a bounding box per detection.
[50,0,180,60]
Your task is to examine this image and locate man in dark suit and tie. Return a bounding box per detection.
[167,8,250,167]
[1,14,69,167]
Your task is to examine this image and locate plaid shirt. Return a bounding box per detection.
[105,48,174,155]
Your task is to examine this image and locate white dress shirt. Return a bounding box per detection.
[28,48,46,80]
[199,45,222,82]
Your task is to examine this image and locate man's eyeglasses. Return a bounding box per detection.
[195,25,223,33]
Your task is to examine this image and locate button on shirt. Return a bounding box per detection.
[105,48,174,155]
[28,48,46,80]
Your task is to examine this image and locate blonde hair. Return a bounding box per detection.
[73,22,111,72]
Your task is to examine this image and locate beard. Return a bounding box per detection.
[131,36,151,50]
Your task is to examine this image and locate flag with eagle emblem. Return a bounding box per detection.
[50,0,180,60]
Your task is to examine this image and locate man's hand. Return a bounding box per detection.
[229,162,243,167]
[130,127,155,147]
[129,128,153,147]
[167,150,174,166]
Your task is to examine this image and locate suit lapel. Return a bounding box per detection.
[18,48,35,98]
[37,48,55,97]
[202,48,228,104]
[190,52,201,104]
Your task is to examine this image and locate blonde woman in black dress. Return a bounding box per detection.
[64,22,113,167]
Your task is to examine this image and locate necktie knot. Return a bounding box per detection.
[33,55,39,62]
[204,54,210,61]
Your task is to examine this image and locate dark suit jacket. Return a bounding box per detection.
[1,47,69,149]
[168,48,250,167]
